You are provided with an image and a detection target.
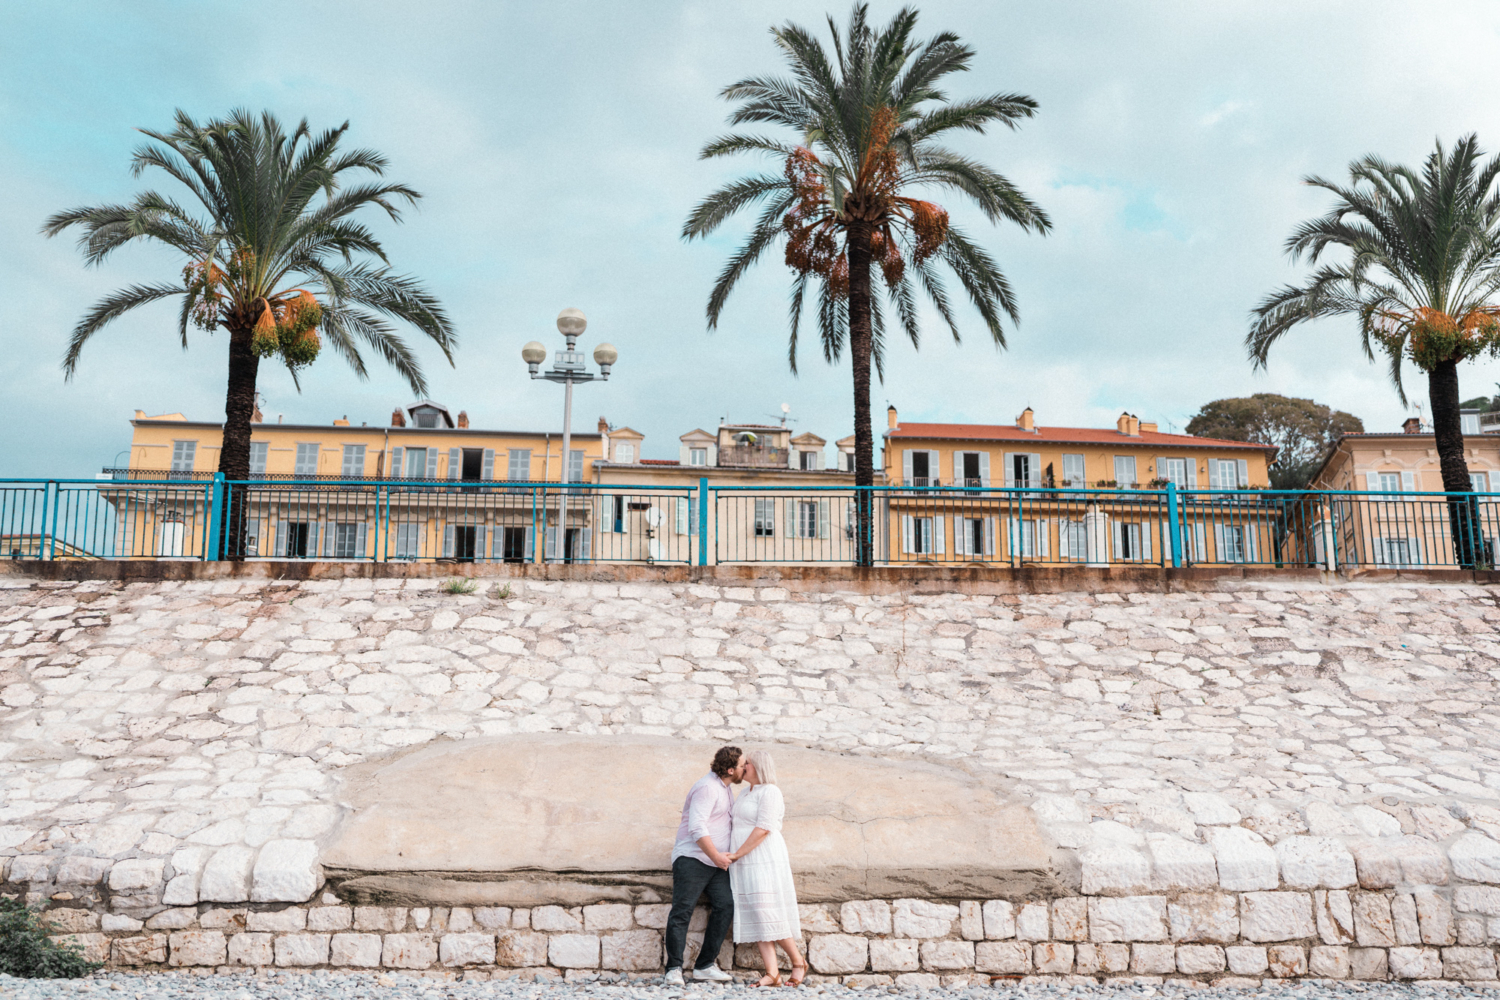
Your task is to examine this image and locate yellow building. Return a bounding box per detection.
[108,401,605,561]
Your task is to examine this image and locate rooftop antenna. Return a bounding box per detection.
[780,403,790,427]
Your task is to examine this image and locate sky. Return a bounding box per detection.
[5,0,1500,475]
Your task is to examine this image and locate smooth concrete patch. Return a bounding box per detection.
[323,734,1058,904]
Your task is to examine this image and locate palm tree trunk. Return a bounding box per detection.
[218,324,260,560]
[848,221,875,566]
[1429,358,1480,567]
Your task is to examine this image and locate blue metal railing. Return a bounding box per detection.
[3,477,1498,570]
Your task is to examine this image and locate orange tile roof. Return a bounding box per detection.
[886,422,1274,452]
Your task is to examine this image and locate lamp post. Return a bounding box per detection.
[523,308,617,562]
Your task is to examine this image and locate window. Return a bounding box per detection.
[754,498,775,537]
[248,442,268,475]
[295,443,320,476]
[955,516,992,556]
[1159,457,1189,488]
[569,450,584,483]
[690,448,707,466]
[502,526,529,563]
[1113,455,1137,487]
[1473,472,1490,493]
[341,444,366,477]
[332,523,363,558]
[460,449,483,481]
[1378,537,1418,567]
[1062,454,1086,488]
[507,449,531,481]
[1210,458,1248,489]
[281,522,310,558]
[959,452,986,486]
[612,495,625,533]
[1011,454,1031,487]
[1218,525,1245,563]
[413,407,442,428]
[394,523,422,559]
[1115,522,1144,560]
[800,450,817,470]
[907,516,935,553]
[1463,413,1482,435]
[613,443,635,464]
[910,451,931,486]
[1059,518,1088,559]
[170,440,197,473]
[797,500,819,538]
[404,448,429,478]
[1377,472,1401,493]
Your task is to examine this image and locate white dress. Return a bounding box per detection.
[729,783,800,942]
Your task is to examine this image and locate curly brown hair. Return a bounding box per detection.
[711,746,743,778]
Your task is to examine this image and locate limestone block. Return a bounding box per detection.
[1450,833,1500,884]
[1080,846,1150,895]
[1147,834,1217,892]
[533,905,585,933]
[1442,946,1498,980]
[809,934,869,975]
[1051,898,1087,941]
[583,903,633,932]
[1224,945,1268,976]
[496,930,550,967]
[476,906,514,930]
[1414,890,1454,945]
[168,930,226,967]
[549,933,601,969]
[959,901,983,941]
[841,900,892,934]
[892,899,957,938]
[382,933,438,969]
[41,908,98,933]
[50,933,107,964]
[799,904,840,934]
[251,839,321,902]
[869,938,919,972]
[1350,947,1388,981]
[1308,945,1349,978]
[1074,942,1129,975]
[354,906,407,931]
[330,933,383,967]
[198,846,256,903]
[1304,802,1358,837]
[1240,892,1315,942]
[103,914,144,933]
[1354,893,1397,947]
[274,933,329,967]
[981,900,1015,939]
[1388,945,1442,979]
[247,907,306,932]
[9,856,50,883]
[1395,835,1449,886]
[1209,827,1278,891]
[1032,942,1074,974]
[307,906,352,931]
[1274,836,1356,889]
[601,930,661,971]
[1174,944,1224,975]
[1016,902,1049,941]
[198,909,245,930]
[112,934,167,966]
[893,973,940,989]
[844,975,894,989]
[55,856,112,886]
[1267,944,1306,977]
[1314,889,1354,945]
[1167,892,1238,943]
[441,932,497,967]
[146,908,197,930]
[919,940,974,971]
[1456,886,1500,915]
[974,941,1029,974]
[1130,943,1176,975]
[1349,840,1399,889]
[1458,915,1486,946]
[1089,896,1167,942]
[228,932,273,966]
[1392,893,1420,945]
[1183,793,1241,826]
[109,858,164,891]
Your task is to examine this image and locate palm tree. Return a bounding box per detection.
[683,4,1049,563]
[43,109,455,558]
[1248,135,1500,566]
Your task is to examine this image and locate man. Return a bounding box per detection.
[663,745,743,984]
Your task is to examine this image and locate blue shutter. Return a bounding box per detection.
[448,448,461,480]
[425,448,439,479]
[482,449,495,481]
[389,447,403,479]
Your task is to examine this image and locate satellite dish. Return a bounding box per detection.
[645,507,664,527]
[781,403,791,413]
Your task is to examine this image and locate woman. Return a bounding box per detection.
[726,749,806,987]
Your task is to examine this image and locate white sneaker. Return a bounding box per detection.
[692,965,732,983]
[663,968,684,986]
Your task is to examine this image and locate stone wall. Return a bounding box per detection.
[5,574,1500,983]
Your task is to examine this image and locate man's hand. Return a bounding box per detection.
[712,850,731,869]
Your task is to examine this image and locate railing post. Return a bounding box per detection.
[206,473,225,561]
[1167,482,1181,569]
[39,482,53,561]
[374,483,383,563]
[698,478,709,567]
[533,487,543,565]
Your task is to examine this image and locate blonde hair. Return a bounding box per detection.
[747,749,778,786]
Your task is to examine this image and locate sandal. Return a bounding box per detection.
[754,972,783,988]
[788,964,808,987]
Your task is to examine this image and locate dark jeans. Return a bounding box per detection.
[664,854,733,970]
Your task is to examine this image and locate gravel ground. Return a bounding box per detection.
[1,974,1497,1000]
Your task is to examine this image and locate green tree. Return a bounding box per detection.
[43,109,456,557]
[1186,394,1363,490]
[683,4,1049,562]
[1247,135,1500,563]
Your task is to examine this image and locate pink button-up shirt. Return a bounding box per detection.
[671,772,734,866]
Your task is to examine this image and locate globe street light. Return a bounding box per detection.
[523,309,618,561]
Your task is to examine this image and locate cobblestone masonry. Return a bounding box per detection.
[5,575,1500,984]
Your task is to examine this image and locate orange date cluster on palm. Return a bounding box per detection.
[1376,305,1500,370]
[781,107,950,297]
[250,290,323,366]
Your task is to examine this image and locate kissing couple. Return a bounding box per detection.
[663,745,806,988]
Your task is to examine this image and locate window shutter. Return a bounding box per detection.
[901,515,912,553]
[476,526,488,560]
[933,514,945,553]
[954,518,968,556]
[1401,470,1415,491]
[275,522,287,558]
[317,521,330,557]
[675,497,687,534]
[544,525,556,561]
[1187,459,1198,488]
[984,517,996,556]
[818,499,829,539]
[524,526,534,560]
[1141,522,1152,563]
[1213,524,1226,562]
[1208,460,1221,489]
[447,448,461,480]
[356,524,367,559]
[482,449,495,480]
[1245,524,1258,563]
[1038,517,1050,558]
[707,444,718,466]
[425,448,439,479]
[902,450,913,486]
[1191,523,1206,562]
[679,444,691,465]
[1058,519,1071,559]
[1028,453,1042,488]
[443,524,455,558]
[389,447,403,479]
[1237,459,1249,488]
[1112,521,1124,560]
[1003,453,1018,487]
[1157,456,1170,486]
[979,452,991,487]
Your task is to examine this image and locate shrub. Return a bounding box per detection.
[0,898,101,978]
[493,583,513,599]
[440,578,477,595]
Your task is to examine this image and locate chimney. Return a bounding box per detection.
[391,408,406,428]
[1128,414,1140,436]
[887,405,899,429]
[333,416,350,427]
[1117,412,1132,435]
[1403,417,1423,434]
[251,405,263,423]
[598,417,610,434]
[1017,407,1034,432]
[457,411,470,429]
[133,409,146,421]
[1139,421,1158,433]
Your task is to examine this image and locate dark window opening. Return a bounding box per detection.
[461,449,484,481]
[283,522,309,559]
[963,453,981,484]
[503,527,527,563]
[911,452,930,485]
[452,525,477,562]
